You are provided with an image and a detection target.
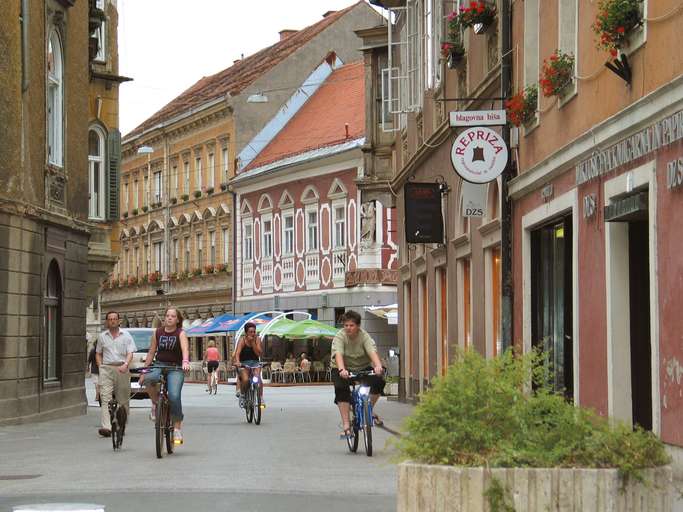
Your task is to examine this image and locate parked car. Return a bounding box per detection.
[122,327,155,399]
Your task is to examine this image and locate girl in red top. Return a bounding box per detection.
[203,339,221,392]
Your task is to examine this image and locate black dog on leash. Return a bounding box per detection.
[108,397,127,450]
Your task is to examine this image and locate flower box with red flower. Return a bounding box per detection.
[442,41,466,69]
[148,271,161,284]
[127,276,138,286]
[592,0,642,57]
[539,50,575,98]
[505,84,538,127]
[203,264,215,275]
[215,263,227,273]
[457,1,497,34]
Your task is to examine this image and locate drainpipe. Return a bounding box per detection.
[500,0,514,352]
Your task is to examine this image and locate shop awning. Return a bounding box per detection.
[365,304,398,325]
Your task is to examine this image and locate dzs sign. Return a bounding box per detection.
[451,126,508,184]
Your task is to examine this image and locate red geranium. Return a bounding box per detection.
[539,50,574,97]
[592,0,642,55]
[505,85,538,127]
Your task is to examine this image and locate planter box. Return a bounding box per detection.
[398,463,673,512]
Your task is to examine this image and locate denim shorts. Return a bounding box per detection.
[241,360,260,368]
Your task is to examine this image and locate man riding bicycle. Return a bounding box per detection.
[331,310,385,439]
[233,322,264,407]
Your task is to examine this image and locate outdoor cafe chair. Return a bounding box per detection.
[282,361,297,383]
[300,360,312,382]
[311,361,325,381]
[270,361,283,383]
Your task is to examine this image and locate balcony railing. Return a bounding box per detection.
[305,253,319,288]
[262,259,273,291]
[242,261,253,295]
[332,249,347,285]
[282,257,295,292]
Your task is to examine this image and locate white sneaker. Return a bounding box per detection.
[149,403,156,421]
[173,430,183,445]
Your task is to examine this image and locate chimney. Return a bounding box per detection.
[322,10,337,18]
[279,29,298,41]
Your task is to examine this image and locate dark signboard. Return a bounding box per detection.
[404,182,444,244]
[604,191,648,222]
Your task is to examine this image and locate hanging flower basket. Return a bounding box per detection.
[505,84,538,127]
[181,193,189,202]
[193,190,202,199]
[593,0,643,57]
[457,1,497,34]
[442,41,466,69]
[539,50,575,97]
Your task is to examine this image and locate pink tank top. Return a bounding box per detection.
[206,347,220,362]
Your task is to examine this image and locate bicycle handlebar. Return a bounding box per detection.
[130,365,183,374]
[347,370,376,379]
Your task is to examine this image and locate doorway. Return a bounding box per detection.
[628,220,652,430]
[531,216,573,400]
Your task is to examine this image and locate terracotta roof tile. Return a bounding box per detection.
[243,61,365,172]
[126,2,363,139]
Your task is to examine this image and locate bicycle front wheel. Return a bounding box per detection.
[155,401,165,459]
[254,385,262,425]
[245,388,254,423]
[347,407,359,453]
[110,408,119,451]
[362,400,373,457]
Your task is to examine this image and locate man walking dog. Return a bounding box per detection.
[96,311,136,437]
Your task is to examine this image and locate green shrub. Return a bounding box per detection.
[396,349,670,482]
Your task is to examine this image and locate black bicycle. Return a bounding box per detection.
[133,366,180,458]
[236,363,263,425]
[108,392,127,451]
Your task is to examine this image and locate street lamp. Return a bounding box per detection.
[247,92,268,103]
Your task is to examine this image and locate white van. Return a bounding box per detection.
[122,327,155,398]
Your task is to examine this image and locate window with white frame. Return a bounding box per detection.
[306,209,319,252]
[123,181,129,212]
[222,147,229,180]
[143,175,149,206]
[333,204,346,248]
[144,244,150,274]
[406,0,423,111]
[47,30,63,167]
[153,170,162,203]
[88,128,106,219]
[282,212,294,256]
[222,227,229,264]
[184,236,190,272]
[208,153,215,188]
[210,231,216,266]
[243,221,253,261]
[172,239,179,272]
[94,0,106,62]
[133,179,139,209]
[184,161,190,193]
[195,156,202,190]
[524,0,540,93]
[172,165,178,197]
[262,218,273,258]
[153,241,163,273]
[196,233,203,270]
[134,246,139,276]
[424,0,435,89]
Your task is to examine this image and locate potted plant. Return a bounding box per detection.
[109,278,118,289]
[168,271,178,281]
[539,50,575,97]
[193,190,202,199]
[122,211,129,219]
[220,182,229,192]
[206,186,215,195]
[181,193,189,202]
[170,197,178,205]
[203,264,215,275]
[148,271,160,284]
[215,263,227,273]
[139,274,148,285]
[142,205,149,213]
[505,84,538,127]
[132,208,139,216]
[457,1,497,34]
[127,276,138,286]
[396,350,672,512]
[593,0,643,57]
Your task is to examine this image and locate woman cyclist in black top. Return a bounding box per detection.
[234,322,264,406]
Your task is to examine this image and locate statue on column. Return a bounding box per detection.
[360,201,376,248]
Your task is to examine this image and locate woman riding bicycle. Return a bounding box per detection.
[331,310,385,439]
[203,339,221,392]
[234,322,264,406]
[139,307,190,445]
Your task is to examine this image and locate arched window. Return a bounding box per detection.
[89,127,106,219]
[47,30,63,166]
[44,260,62,382]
